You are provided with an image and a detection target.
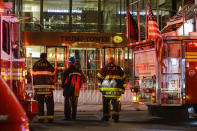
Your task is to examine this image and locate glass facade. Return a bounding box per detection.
[71,0,98,32]
[22,0,41,31]
[43,0,69,32]
[20,0,177,34]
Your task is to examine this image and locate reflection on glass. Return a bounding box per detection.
[25,46,44,58]
[57,48,64,67]
[69,48,101,84]
[103,48,123,67]
[43,0,69,32]
[47,48,55,66]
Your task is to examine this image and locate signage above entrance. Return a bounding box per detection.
[23,32,126,47]
[60,34,110,43]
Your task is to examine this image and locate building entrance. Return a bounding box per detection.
[46,46,68,87]
[68,47,102,104]
[51,47,131,104]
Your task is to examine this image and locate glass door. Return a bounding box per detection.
[102,48,125,70]
[46,46,68,88]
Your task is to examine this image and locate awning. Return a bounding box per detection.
[161,3,196,34]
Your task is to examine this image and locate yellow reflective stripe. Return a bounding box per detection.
[47,115,54,119]
[123,84,127,88]
[33,85,55,89]
[104,113,111,117]
[1,76,25,81]
[7,76,25,80]
[32,71,54,75]
[105,75,125,79]
[100,87,124,92]
[1,68,23,72]
[37,116,45,119]
[117,97,121,101]
[97,73,104,79]
[36,92,51,94]
[112,111,120,115]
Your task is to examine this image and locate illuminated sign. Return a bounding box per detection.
[61,35,111,43]
[23,32,123,46]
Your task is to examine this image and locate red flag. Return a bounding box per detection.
[126,7,138,43]
[148,1,163,61]
[148,4,162,40]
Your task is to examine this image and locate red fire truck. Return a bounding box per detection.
[130,31,197,120]
[129,3,197,120]
[0,2,37,130]
[130,38,191,120]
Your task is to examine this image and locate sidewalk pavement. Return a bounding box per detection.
[55,103,148,112]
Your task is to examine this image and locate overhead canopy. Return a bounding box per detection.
[161,2,196,34]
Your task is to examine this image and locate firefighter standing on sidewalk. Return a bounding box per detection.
[97,57,126,122]
[62,57,86,121]
[32,53,55,123]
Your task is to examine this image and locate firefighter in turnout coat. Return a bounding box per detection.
[97,57,126,122]
[33,53,55,123]
[62,57,86,120]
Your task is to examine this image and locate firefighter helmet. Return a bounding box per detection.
[40,53,47,59]
[67,57,75,63]
[107,57,114,64]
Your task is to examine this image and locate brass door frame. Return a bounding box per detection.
[46,46,68,84]
[102,47,125,71]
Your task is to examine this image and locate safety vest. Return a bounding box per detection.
[32,59,55,94]
[97,63,126,97]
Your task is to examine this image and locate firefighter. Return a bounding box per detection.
[97,57,126,122]
[32,53,55,123]
[62,57,86,121]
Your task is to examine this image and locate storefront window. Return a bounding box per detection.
[69,48,101,83]
[21,0,172,33]
[72,0,98,32]
[25,46,45,73]
[102,0,122,33]
[22,0,40,31]
[25,46,44,58]
[43,0,69,32]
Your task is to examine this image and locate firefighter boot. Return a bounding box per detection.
[48,119,53,123]
[37,116,45,123]
[38,119,44,123]
[112,114,119,123]
[47,116,54,123]
[101,116,110,121]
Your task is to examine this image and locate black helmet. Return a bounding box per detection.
[40,53,47,59]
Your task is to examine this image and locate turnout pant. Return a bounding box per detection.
[35,93,54,121]
[64,96,78,120]
[103,96,121,119]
